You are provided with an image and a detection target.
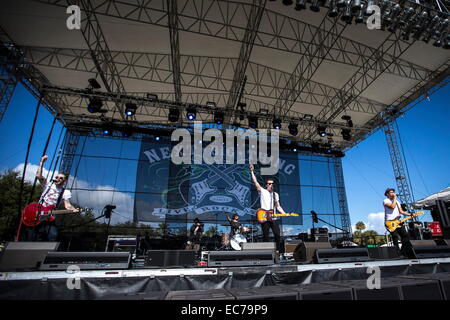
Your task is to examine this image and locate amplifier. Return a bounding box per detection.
[293,241,332,262]
[208,250,274,267]
[315,248,370,264]
[39,252,131,270]
[241,242,275,250]
[0,242,60,271]
[412,246,450,259]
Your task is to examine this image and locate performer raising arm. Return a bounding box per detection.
[249,164,286,253]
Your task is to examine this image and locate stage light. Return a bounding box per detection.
[317,126,327,137]
[155,136,160,141]
[88,78,101,89]
[355,8,364,24]
[352,0,362,10]
[341,0,353,24]
[342,115,353,127]
[387,4,402,32]
[310,0,320,12]
[206,101,216,108]
[336,0,346,8]
[295,0,307,10]
[186,106,196,120]
[102,124,113,136]
[328,0,338,18]
[282,0,293,5]
[248,116,258,129]
[146,93,158,101]
[121,127,134,138]
[364,0,375,16]
[168,108,180,122]
[273,119,282,130]
[214,111,224,125]
[341,128,352,141]
[288,123,299,136]
[87,97,105,113]
[125,102,137,117]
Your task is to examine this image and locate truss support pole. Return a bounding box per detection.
[333,157,352,241]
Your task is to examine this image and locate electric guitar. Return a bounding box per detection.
[256,208,300,223]
[21,202,91,227]
[385,211,424,232]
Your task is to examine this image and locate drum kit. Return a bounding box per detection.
[219,225,257,251]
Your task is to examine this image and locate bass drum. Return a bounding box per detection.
[230,234,247,250]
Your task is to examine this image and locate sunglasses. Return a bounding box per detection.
[266,182,274,185]
[55,176,65,180]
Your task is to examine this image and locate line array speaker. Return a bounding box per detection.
[315,248,370,264]
[293,241,332,263]
[207,250,274,267]
[145,250,196,267]
[0,242,60,271]
[39,251,131,270]
[241,242,275,251]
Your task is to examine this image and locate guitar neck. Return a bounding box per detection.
[45,210,73,215]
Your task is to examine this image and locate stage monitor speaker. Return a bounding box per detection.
[367,247,400,260]
[0,242,60,271]
[241,242,275,251]
[388,276,444,300]
[145,250,196,267]
[227,286,298,300]
[39,252,131,270]
[285,283,353,300]
[315,248,370,264]
[285,241,302,254]
[323,280,402,300]
[411,245,450,259]
[293,241,331,263]
[410,240,436,247]
[208,250,274,267]
[397,272,450,300]
[166,289,235,300]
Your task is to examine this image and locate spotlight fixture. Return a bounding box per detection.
[341,128,352,141]
[328,0,338,18]
[146,93,158,101]
[125,102,137,117]
[155,136,161,141]
[186,106,196,120]
[352,0,362,10]
[88,78,101,89]
[272,119,282,130]
[341,0,353,24]
[310,0,321,12]
[317,126,327,137]
[168,108,180,122]
[341,115,353,127]
[87,97,106,113]
[282,0,294,5]
[295,0,307,10]
[288,123,299,136]
[121,126,134,138]
[102,124,113,136]
[214,111,224,125]
[364,0,375,16]
[248,116,258,129]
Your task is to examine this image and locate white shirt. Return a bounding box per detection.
[40,181,72,207]
[260,188,279,213]
[383,198,401,221]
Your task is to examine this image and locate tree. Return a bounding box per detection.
[355,221,366,233]
[0,169,43,241]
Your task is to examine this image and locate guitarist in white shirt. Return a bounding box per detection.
[24,155,78,241]
[250,164,287,253]
[383,188,414,258]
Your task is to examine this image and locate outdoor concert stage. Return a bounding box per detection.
[1,255,450,300]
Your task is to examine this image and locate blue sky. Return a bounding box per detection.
[1,82,449,234]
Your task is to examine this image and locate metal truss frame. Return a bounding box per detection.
[167,0,182,102]
[0,55,17,122]
[332,157,352,238]
[34,0,433,82]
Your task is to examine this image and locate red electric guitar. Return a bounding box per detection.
[21,202,88,227]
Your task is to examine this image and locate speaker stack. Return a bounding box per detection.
[292,241,332,263]
[0,242,60,271]
[145,250,196,267]
[410,240,450,259]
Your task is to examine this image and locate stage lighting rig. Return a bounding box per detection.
[214,111,224,125]
[125,102,137,117]
[341,115,353,127]
[341,128,352,141]
[328,0,339,17]
[168,108,180,122]
[248,116,258,129]
[295,0,307,10]
[317,126,327,137]
[88,78,101,90]
[273,119,282,130]
[87,97,107,114]
[186,105,197,120]
[288,123,299,136]
[282,0,294,5]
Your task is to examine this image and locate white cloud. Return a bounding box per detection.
[13,163,55,184]
[352,211,387,235]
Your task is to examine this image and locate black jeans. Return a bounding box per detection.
[261,220,282,253]
[23,221,58,242]
[390,225,414,258]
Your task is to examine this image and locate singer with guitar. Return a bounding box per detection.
[383,188,415,258]
[22,155,79,241]
[250,164,286,254]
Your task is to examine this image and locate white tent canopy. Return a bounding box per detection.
[412,187,450,209]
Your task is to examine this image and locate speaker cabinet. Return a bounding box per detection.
[40,252,131,270]
[388,276,444,300]
[227,286,298,300]
[241,242,275,250]
[367,247,400,260]
[323,280,402,300]
[412,246,450,259]
[285,283,353,300]
[284,241,302,254]
[145,250,196,267]
[293,241,332,263]
[397,273,450,300]
[165,289,235,300]
[208,250,274,267]
[410,240,436,247]
[0,242,60,271]
[315,248,370,264]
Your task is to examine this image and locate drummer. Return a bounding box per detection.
[226,213,241,236]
